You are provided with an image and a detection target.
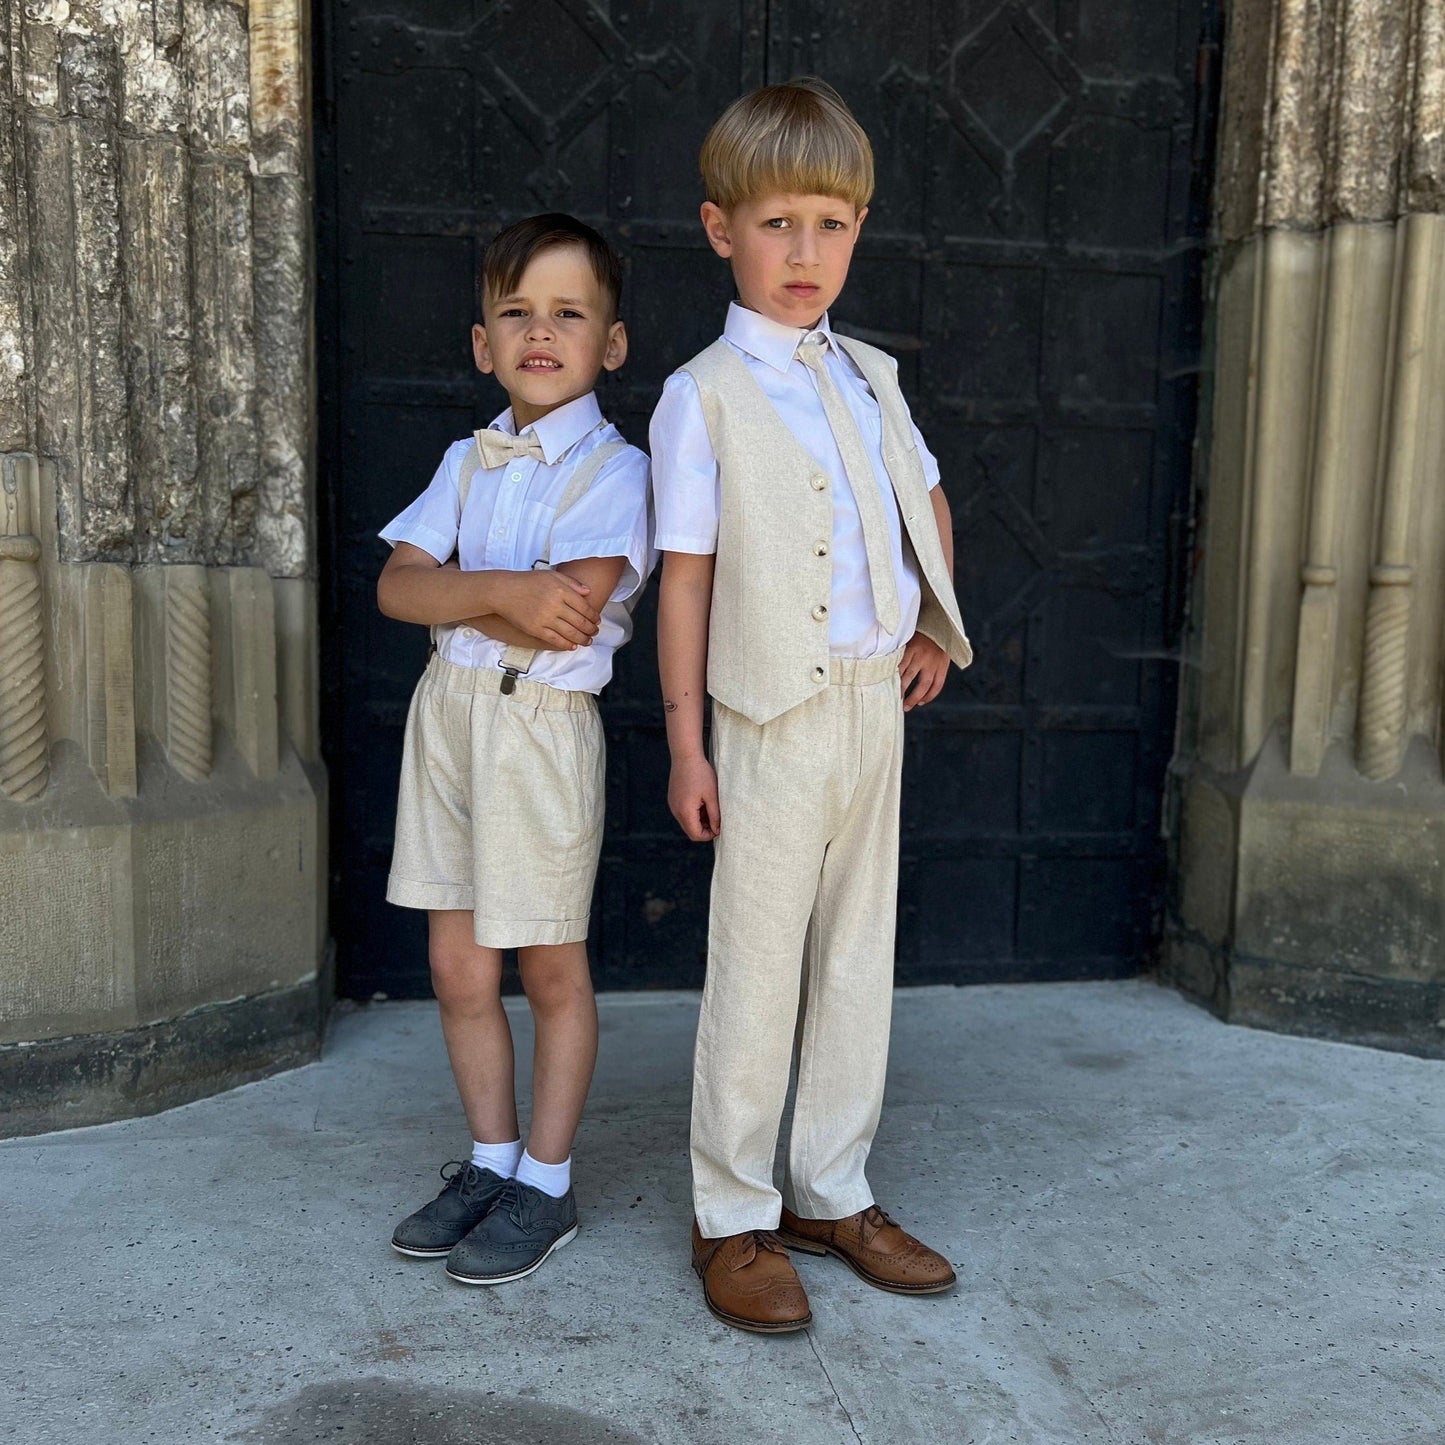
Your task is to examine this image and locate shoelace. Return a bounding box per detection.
[437,1160,499,1208]
[700,1229,787,1273]
[858,1205,899,1245]
[494,1178,534,1230]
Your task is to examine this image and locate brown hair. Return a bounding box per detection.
[478,213,624,321]
[700,77,873,212]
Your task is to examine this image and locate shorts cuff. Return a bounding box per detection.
[386,877,474,912]
[472,916,590,949]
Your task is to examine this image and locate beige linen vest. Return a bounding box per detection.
[681,333,972,725]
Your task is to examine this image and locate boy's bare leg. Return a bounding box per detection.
[516,941,597,1164]
[441,940,593,1283]
[389,912,517,1258]
[428,910,518,1144]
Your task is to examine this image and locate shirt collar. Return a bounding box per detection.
[723,301,836,375]
[487,391,605,465]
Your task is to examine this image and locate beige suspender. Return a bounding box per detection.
[436,433,627,693]
[426,431,489,651]
[455,433,485,514]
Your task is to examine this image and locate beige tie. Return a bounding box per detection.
[474,428,546,469]
[796,337,900,634]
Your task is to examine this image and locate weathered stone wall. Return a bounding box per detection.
[1168,0,1445,1054]
[1216,0,1445,236]
[0,0,310,571]
[0,0,322,1135]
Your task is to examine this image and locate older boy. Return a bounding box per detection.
[651,81,973,1332]
[377,214,651,1286]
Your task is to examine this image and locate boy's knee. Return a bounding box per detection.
[429,940,496,1010]
[519,953,592,1013]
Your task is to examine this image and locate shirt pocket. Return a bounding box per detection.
[518,497,561,568]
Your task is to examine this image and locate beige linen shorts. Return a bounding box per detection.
[386,653,604,948]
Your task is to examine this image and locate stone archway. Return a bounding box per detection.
[2,0,1442,1136]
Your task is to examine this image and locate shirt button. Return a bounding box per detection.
[460,626,475,638]
[495,527,507,539]
[811,665,826,681]
[813,541,829,557]
[810,475,827,491]
[509,472,522,482]
[811,604,828,622]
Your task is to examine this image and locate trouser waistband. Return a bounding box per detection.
[828,649,905,686]
[424,653,596,712]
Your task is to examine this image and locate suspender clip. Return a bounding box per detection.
[499,666,521,696]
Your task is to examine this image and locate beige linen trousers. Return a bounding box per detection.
[691,651,905,1238]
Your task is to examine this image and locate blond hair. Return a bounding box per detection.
[700,77,874,212]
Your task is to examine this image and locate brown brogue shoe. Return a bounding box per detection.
[690,1221,813,1333]
[777,1204,957,1295]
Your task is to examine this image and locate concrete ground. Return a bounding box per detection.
[2,980,1442,1445]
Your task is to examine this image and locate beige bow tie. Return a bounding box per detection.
[474,428,547,470]
[796,337,901,634]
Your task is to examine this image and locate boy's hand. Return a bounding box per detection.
[491,570,601,651]
[900,632,949,712]
[668,754,721,841]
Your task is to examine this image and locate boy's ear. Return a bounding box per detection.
[603,318,628,373]
[471,322,494,375]
[854,205,869,236]
[700,201,733,259]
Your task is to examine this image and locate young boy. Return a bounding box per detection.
[651,80,973,1332]
[377,213,651,1286]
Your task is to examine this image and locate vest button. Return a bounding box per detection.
[810,474,827,491]
[811,604,828,621]
[813,541,829,557]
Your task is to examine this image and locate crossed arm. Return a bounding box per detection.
[377,542,626,651]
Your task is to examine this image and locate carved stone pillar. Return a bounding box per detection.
[1167,0,1445,1054]
[0,1,323,1136]
[0,454,46,802]
[135,565,215,783]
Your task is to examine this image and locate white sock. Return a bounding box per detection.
[515,1149,571,1198]
[470,1138,523,1178]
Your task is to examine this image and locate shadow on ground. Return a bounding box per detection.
[232,1378,645,1444]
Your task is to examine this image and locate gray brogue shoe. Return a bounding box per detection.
[391,1161,510,1258]
[444,1178,578,1285]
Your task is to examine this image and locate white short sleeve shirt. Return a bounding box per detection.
[380,391,654,693]
[649,303,941,659]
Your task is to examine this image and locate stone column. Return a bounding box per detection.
[0,454,47,802]
[0,1,324,1136]
[1167,0,1445,1054]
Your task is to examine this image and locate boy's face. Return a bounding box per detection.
[700,192,867,329]
[472,243,626,428]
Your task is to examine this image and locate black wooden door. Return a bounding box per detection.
[316,0,1218,998]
